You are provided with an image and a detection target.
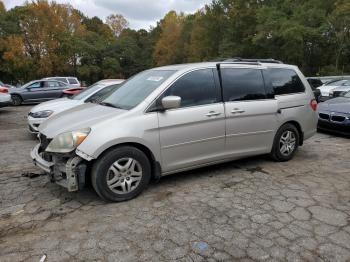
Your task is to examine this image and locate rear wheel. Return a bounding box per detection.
[91,146,151,202]
[11,95,22,106]
[270,123,299,162]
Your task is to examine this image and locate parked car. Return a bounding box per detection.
[0,81,8,93]
[28,80,124,133]
[9,79,71,106]
[42,77,80,87]
[317,79,350,101]
[62,87,84,97]
[31,60,317,202]
[329,81,350,98]
[318,91,350,135]
[0,92,12,108]
[0,86,8,94]
[306,77,323,88]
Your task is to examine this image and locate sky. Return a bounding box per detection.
[3,0,212,30]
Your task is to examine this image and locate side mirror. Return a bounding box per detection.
[161,96,181,110]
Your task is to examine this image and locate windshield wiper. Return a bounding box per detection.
[98,101,123,109]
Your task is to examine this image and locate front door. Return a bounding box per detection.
[221,67,278,157]
[157,68,226,173]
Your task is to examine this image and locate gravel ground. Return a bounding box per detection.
[0,105,350,262]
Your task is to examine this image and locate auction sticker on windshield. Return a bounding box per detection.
[147,76,163,82]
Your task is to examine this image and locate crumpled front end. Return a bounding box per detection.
[30,134,88,192]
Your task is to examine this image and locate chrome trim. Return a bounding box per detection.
[162,135,225,149]
[226,130,274,138]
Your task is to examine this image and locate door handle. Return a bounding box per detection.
[231,108,245,114]
[206,111,221,117]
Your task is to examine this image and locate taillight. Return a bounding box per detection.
[0,87,8,93]
[310,99,317,111]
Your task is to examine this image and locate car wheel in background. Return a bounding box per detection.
[11,95,22,106]
[91,146,151,202]
[270,123,300,162]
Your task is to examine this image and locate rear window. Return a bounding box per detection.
[268,68,305,95]
[68,78,79,84]
[221,68,267,101]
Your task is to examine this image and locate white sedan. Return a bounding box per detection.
[317,79,350,101]
[28,79,124,133]
[0,92,12,108]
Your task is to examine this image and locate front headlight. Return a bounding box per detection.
[31,110,53,118]
[46,128,91,153]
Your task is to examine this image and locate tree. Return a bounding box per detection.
[106,14,129,37]
[329,0,350,72]
[0,1,5,13]
[153,11,185,66]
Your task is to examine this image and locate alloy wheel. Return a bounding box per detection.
[279,130,296,156]
[106,157,143,194]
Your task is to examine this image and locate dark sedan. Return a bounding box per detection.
[317,91,350,135]
[10,80,70,105]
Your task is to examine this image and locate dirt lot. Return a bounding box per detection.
[0,105,350,262]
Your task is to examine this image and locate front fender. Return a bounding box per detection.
[75,113,161,163]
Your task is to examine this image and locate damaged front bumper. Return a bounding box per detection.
[30,144,87,192]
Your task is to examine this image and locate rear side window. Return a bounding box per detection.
[268,68,305,95]
[45,81,60,88]
[53,78,68,83]
[68,78,79,84]
[221,68,266,102]
[163,69,219,108]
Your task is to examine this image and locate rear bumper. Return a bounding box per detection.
[0,101,11,107]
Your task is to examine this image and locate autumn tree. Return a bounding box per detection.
[106,14,129,37]
[153,11,185,66]
[0,1,5,13]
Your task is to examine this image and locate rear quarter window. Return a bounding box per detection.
[68,78,79,84]
[267,68,305,95]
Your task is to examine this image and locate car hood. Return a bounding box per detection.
[318,97,350,113]
[39,103,125,138]
[30,98,81,113]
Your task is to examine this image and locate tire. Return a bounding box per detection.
[270,123,300,162]
[91,146,151,202]
[11,95,22,106]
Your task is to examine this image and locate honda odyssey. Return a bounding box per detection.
[31,60,318,202]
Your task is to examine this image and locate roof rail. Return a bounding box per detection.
[223,57,283,64]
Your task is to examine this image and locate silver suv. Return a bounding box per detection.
[31,61,318,202]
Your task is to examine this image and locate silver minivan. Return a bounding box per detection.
[31,61,318,202]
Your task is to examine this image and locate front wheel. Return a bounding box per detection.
[270,124,299,162]
[91,146,151,202]
[11,95,22,106]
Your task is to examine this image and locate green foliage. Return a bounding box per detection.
[0,0,349,85]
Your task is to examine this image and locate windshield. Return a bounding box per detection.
[344,91,350,98]
[325,80,346,86]
[102,70,176,110]
[71,83,105,100]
